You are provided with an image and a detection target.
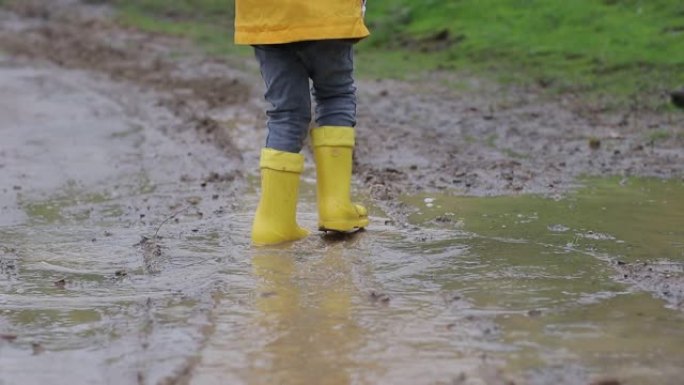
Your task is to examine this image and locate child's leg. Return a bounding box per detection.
[305,40,357,128]
[254,44,311,153]
[303,40,368,232]
[251,44,311,245]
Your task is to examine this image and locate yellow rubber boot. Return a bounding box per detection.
[312,126,369,232]
[252,148,310,245]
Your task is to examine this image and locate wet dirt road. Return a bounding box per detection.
[0,52,247,383]
[1,2,684,385]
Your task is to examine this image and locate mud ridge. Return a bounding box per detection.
[616,260,684,309]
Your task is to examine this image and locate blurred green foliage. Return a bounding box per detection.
[116,0,233,20]
[113,0,684,107]
[367,0,684,100]
[115,0,246,56]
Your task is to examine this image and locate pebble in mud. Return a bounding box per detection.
[259,291,277,298]
[114,270,127,278]
[32,342,45,355]
[590,379,621,385]
[368,291,390,305]
[671,88,684,108]
[135,236,163,274]
[588,137,601,150]
[0,248,18,277]
[434,214,455,223]
[0,334,18,342]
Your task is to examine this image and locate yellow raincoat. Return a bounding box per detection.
[234,0,370,45]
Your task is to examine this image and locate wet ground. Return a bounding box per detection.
[1,1,684,384]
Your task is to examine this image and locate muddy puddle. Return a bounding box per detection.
[401,177,684,384]
[4,143,684,385]
[2,2,684,383]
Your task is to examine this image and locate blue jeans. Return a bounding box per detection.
[254,40,357,153]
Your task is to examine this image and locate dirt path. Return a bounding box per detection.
[0,48,250,384]
[2,0,682,207]
[1,2,684,385]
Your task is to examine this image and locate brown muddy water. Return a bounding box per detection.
[1,59,684,385]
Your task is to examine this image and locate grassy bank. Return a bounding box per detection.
[110,0,683,107]
[368,0,684,105]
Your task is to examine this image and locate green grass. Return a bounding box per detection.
[111,0,684,108]
[114,0,249,56]
[365,0,684,105]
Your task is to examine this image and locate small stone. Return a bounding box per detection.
[671,89,684,109]
[1,334,18,342]
[369,291,390,305]
[32,342,45,355]
[590,379,621,385]
[589,137,601,150]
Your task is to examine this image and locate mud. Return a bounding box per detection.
[2,0,683,203]
[615,260,684,309]
[1,1,684,385]
[0,44,247,383]
[358,78,683,199]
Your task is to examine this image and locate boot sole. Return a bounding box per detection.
[318,218,369,233]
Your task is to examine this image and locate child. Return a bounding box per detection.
[235,0,371,245]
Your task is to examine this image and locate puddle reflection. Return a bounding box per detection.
[250,244,364,385]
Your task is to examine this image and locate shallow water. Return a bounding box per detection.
[403,177,684,384]
[2,60,684,385]
[4,177,684,385]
